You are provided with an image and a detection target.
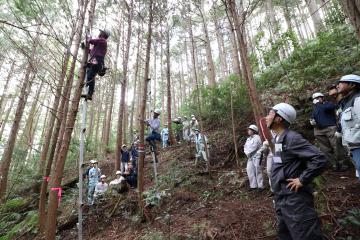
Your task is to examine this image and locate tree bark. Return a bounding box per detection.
[339,0,360,41]
[115,0,133,171]
[0,60,15,120]
[0,32,38,202]
[226,0,264,129]
[166,27,176,145]
[38,4,85,233]
[0,95,16,141]
[198,4,216,87]
[138,0,153,219]
[305,0,325,34]
[129,28,142,141]
[45,0,93,238]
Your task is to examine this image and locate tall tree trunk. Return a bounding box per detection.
[19,81,44,157]
[227,20,242,77]
[153,40,157,110]
[339,0,360,41]
[45,0,93,238]
[227,0,264,128]
[129,28,142,140]
[38,4,84,232]
[104,15,122,149]
[0,95,16,141]
[115,0,133,171]
[213,16,228,79]
[0,31,39,202]
[138,0,153,219]
[166,27,175,145]
[0,60,15,120]
[198,5,216,86]
[305,0,325,34]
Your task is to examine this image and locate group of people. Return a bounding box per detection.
[243,74,360,239]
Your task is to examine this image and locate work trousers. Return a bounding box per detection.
[121,162,128,175]
[314,126,338,167]
[246,153,263,189]
[85,56,104,95]
[275,191,323,240]
[87,182,96,204]
[351,148,360,181]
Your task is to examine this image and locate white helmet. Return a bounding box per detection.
[338,74,360,84]
[272,103,297,124]
[90,159,98,164]
[192,117,196,120]
[312,92,324,99]
[116,171,121,175]
[99,29,110,38]
[100,175,106,179]
[191,114,195,118]
[154,109,161,115]
[248,124,258,133]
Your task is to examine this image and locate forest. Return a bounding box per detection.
[0,0,360,239]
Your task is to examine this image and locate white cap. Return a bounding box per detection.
[312,92,324,99]
[154,109,161,115]
[338,74,360,84]
[191,114,195,117]
[116,171,121,175]
[192,117,196,120]
[100,175,106,179]
[90,159,98,164]
[194,129,200,132]
[248,124,258,133]
[272,103,297,124]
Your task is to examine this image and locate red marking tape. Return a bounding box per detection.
[51,187,63,205]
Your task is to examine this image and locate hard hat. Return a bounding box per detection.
[154,109,161,115]
[338,74,360,84]
[191,114,195,117]
[99,29,110,38]
[194,129,200,132]
[272,103,297,124]
[248,124,258,133]
[177,117,182,119]
[122,144,127,147]
[90,159,98,164]
[116,171,121,175]
[312,92,324,99]
[192,117,196,120]
[100,175,106,179]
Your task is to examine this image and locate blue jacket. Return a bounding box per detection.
[311,102,337,129]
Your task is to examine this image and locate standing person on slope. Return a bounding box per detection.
[266,103,326,240]
[82,29,110,101]
[337,74,360,180]
[244,124,264,191]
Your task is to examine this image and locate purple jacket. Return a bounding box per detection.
[89,38,107,58]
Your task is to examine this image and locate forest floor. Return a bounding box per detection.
[55,127,360,240]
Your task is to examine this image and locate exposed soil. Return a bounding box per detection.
[56,127,360,240]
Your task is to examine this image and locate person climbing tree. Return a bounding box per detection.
[142,109,161,162]
[82,29,110,101]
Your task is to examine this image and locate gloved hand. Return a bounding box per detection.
[263,140,269,147]
[335,131,342,138]
[310,119,317,126]
[313,99,320,104]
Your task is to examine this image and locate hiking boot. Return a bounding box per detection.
[257,188,265,193]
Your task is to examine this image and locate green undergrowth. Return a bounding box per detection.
[0,210,38,240]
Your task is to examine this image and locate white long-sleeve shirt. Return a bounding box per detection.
[94,182,108,196]
[244,134,262,157]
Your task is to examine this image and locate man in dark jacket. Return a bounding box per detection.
[266,103,326,240]
[310,92,339,170]
[83,29,110,100]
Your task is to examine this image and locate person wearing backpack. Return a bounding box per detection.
[266,103,326,240]
[337,74,360,180]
